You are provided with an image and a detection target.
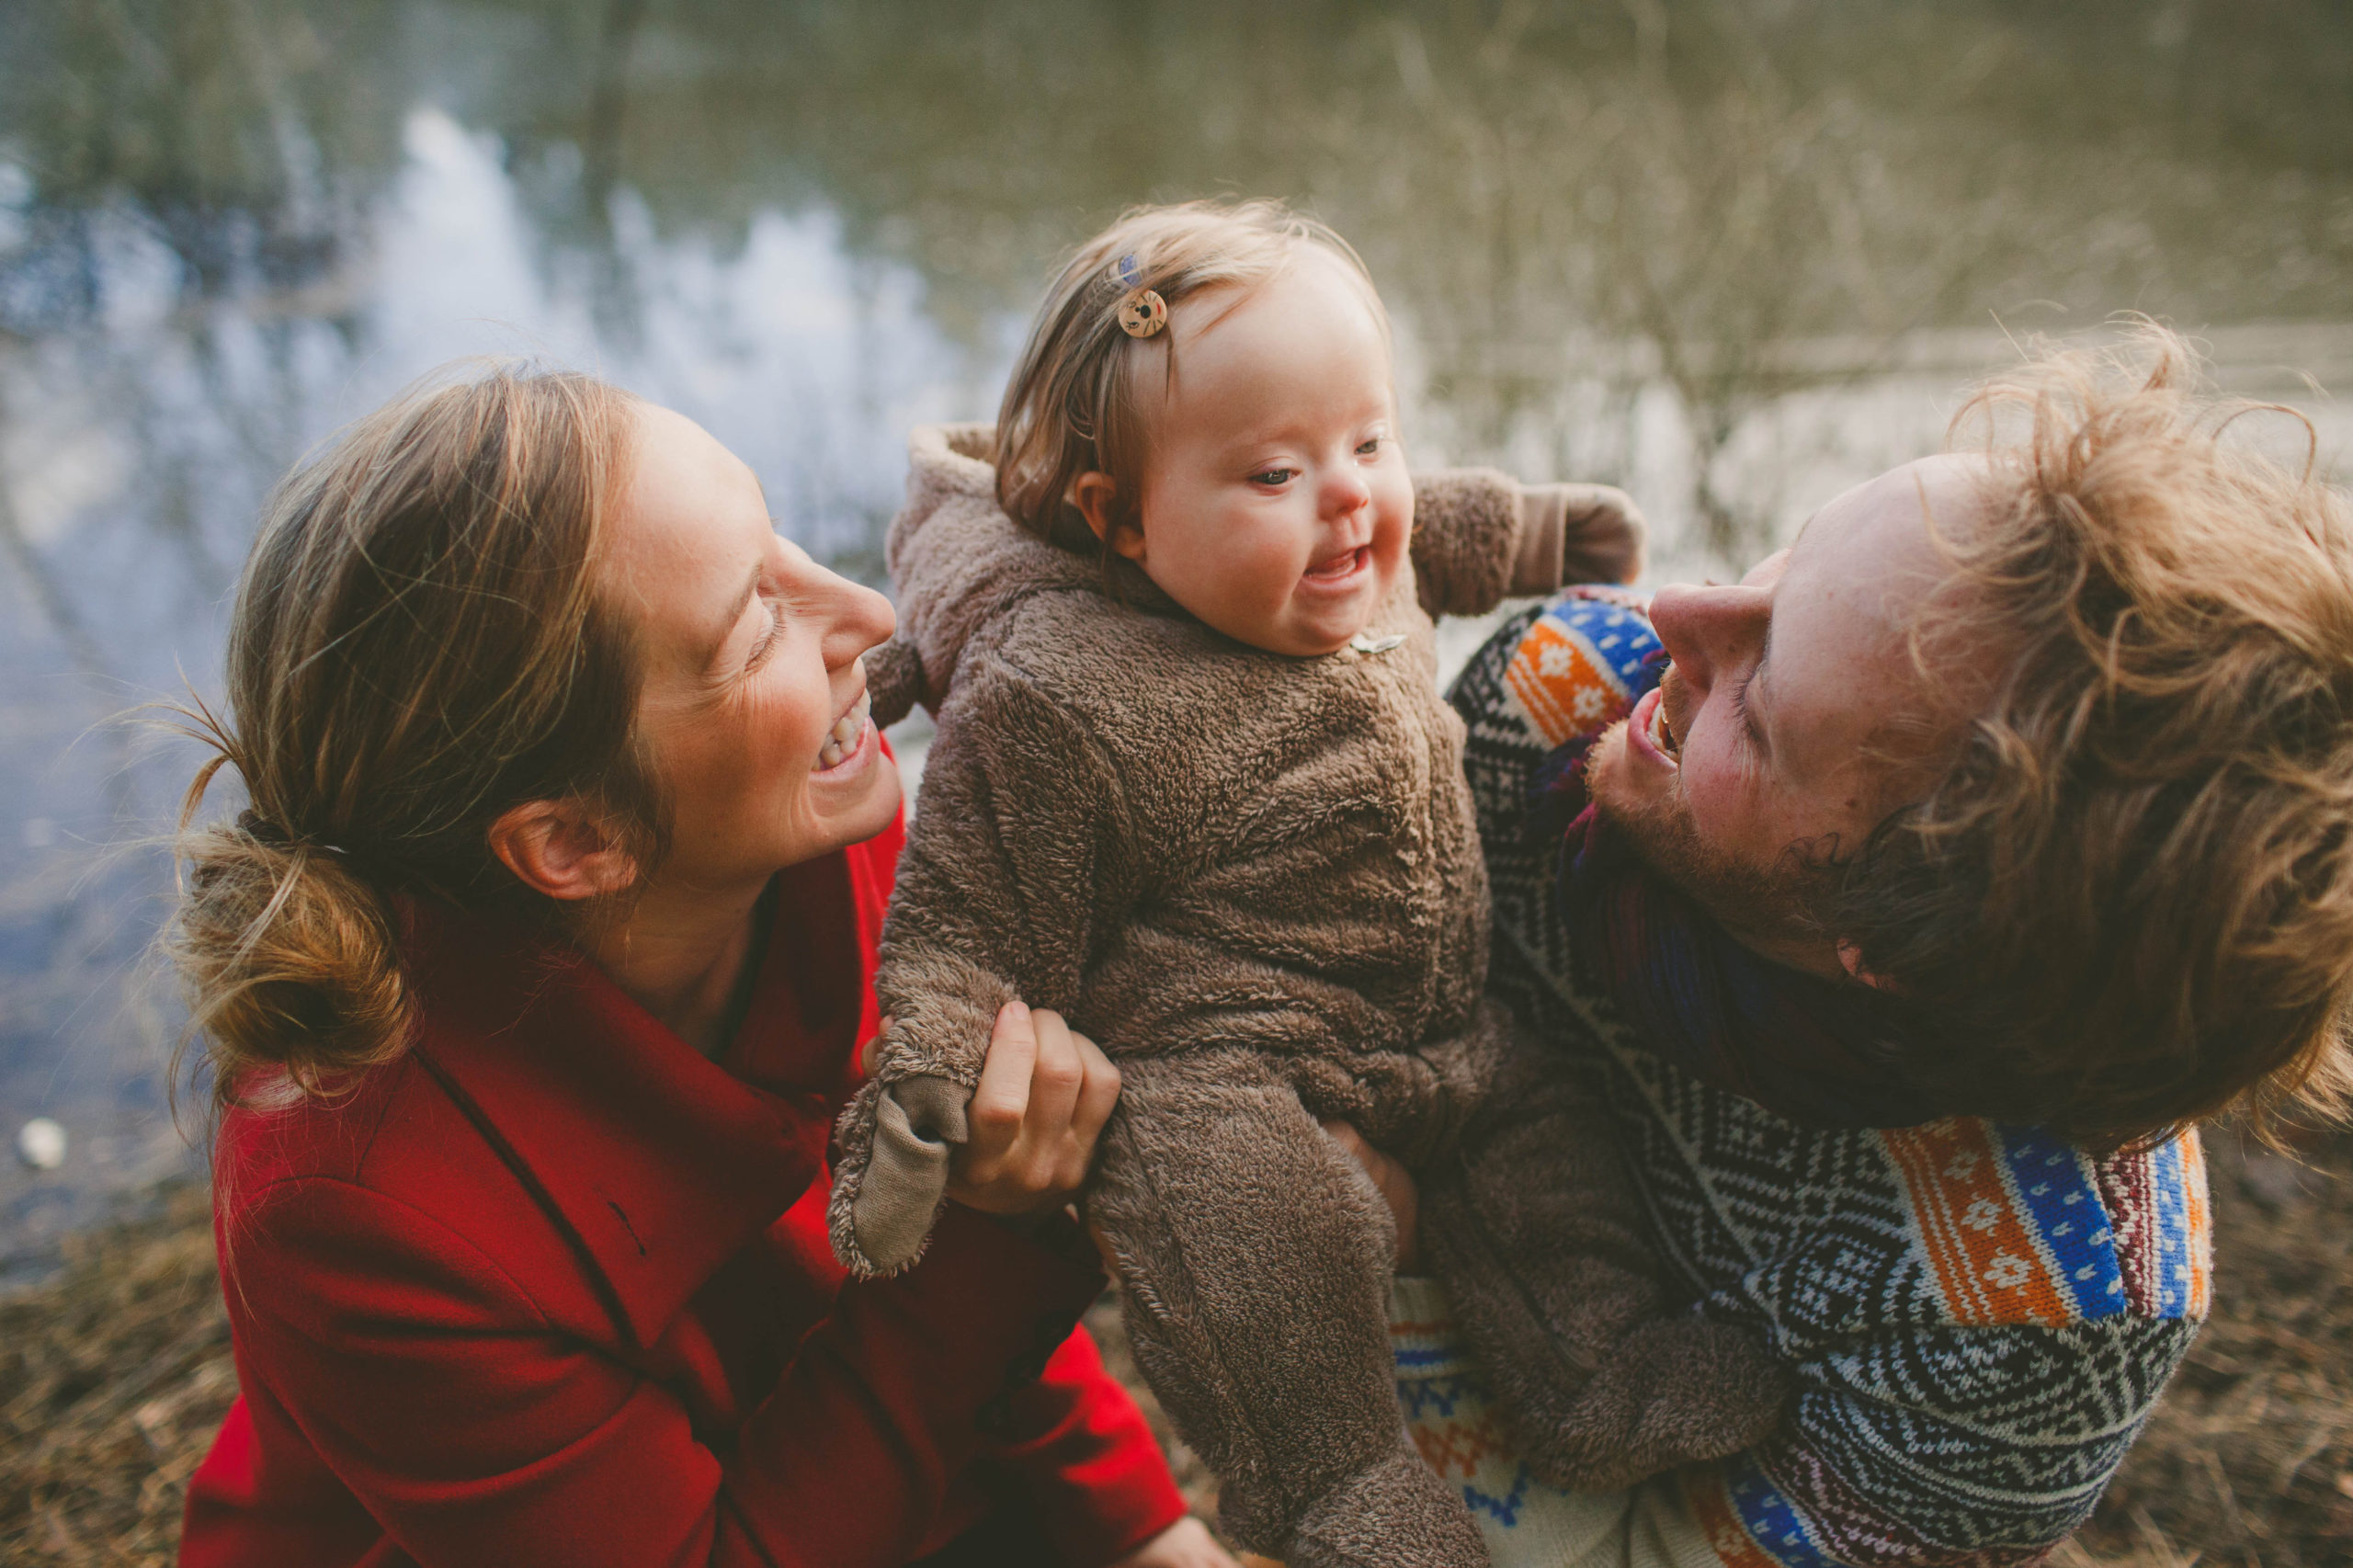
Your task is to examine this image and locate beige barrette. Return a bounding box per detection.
[1113,254,1166,338]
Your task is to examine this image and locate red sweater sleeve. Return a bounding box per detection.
[222,1182,1111,1568]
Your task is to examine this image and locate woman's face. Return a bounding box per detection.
[604,404,901,893]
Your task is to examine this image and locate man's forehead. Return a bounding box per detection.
[1774,456,1999,798]
[1787,454,1984,550]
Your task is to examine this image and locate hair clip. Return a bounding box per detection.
[1118,288,1168,338]
[1112,253,1167,338]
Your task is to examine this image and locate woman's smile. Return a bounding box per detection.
[813,686,875,774]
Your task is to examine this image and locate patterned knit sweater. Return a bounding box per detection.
[1403,591,2213,1567]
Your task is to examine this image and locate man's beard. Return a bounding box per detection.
[1584,711,1823,947]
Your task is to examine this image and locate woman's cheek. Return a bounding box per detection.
[762,676,830,777]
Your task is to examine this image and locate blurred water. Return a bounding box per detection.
[2,0,2348,1263]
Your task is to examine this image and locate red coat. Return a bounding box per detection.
[180,814,1185,1567]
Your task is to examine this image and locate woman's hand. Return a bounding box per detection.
[1323,1120,1422,1273]
[946,1001,1120,1218]
[1109,1517,1241,1568]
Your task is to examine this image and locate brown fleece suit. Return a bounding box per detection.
[829,426,1782,1566]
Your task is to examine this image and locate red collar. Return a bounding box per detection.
[397,852,868,1351]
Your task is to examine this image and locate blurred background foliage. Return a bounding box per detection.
[0,0,2347,1268]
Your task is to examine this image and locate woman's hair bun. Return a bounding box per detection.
[171,810,410,1108]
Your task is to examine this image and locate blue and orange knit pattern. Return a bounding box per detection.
[1390,1275,1635,1562]
[1437,590,2211,1567]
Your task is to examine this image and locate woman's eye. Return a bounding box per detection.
[746,599,783,667]
[1251,468,1294,486]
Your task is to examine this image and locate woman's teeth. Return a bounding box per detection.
[814,689,871,772]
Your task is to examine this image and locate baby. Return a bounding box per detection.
[830,202,1783,1566]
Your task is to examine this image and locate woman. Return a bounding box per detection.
[169,367,1229,1567]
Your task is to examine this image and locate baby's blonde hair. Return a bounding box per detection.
[995,199,1387,561]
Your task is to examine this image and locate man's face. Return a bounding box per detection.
[1583,455,1995,974]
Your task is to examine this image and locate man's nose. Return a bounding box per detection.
[1648,582,1769,694]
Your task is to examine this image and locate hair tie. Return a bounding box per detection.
[1112,253,1167,339]
[238,808,350,859]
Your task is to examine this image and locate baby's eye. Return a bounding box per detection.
[1357,437,1382,456]
[1250,467,1295,486]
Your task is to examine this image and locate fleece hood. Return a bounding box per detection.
[862,424,1114,728]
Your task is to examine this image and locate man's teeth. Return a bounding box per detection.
[1651,696,1679,757]
[815,690,871,771]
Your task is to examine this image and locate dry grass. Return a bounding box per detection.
[3,1133,2347,1565]
[0,1185,233,1566]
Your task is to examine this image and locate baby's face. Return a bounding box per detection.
[1118,250,1412,657]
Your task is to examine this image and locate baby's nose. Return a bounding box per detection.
[1322,467,1372,516]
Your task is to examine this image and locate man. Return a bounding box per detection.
[1392,329,2353,1564]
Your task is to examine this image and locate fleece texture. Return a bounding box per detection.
[829,426,1754,1563]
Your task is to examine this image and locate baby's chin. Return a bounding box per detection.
[1161,588,1367,657]
[1210,619,1359,659]
[1258,599,1384,657]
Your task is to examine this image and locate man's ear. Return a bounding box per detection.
[488,799,640,903]
[1072,472,1147,562]
[1836,938,1900,993]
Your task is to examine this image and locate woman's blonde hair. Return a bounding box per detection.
[994,199,1387,561]
[1829,324,2353,1149]
[165,364,658,1118]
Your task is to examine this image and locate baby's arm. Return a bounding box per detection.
[829,665,1143,1278]
[1410,469,1646,619]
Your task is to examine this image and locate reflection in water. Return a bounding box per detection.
[1,0,2348,1256]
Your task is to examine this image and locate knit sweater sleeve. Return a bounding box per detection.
[1635,1313,2199,1566]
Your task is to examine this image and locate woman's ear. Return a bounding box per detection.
[488,800,640,902]
[1073,472,1147,562]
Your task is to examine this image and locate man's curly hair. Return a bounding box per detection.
[1831,324,2353,1151]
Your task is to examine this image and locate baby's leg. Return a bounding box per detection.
[1420,1041,1790,1493]
[1087,1051,1489,1568]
